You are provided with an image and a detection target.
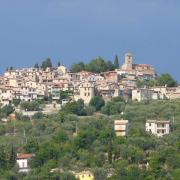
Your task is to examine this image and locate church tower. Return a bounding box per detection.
[122,53,133,70]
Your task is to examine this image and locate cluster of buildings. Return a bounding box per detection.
[0,52,173,107]
[114,119,171,137]
[10,54,175,177]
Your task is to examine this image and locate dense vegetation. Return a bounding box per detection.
[20,101,41,112]
[0,105,14,119]
[0,98,180,179]
[137,73,177,88]
[71,56,119,73]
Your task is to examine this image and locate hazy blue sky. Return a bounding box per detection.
[0,0,180,80]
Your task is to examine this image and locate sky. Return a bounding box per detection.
[0,0,180,80]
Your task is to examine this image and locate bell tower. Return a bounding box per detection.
[122,53,133,70]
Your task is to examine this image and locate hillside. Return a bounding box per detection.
[0,99,180,179]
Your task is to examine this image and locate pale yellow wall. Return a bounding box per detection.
[75,172,94,180]
[9,79,17,87]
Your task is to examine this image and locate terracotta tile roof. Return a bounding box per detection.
[134,64,153,67]
[17,154,34,159]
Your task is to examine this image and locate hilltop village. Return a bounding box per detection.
[0,54,180,179]
[0,53,179,107]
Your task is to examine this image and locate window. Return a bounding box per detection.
[84,93,86,96]
[149,123,151,126]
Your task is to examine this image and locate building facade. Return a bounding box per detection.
[146,120,170,137]
[114,120,129,136]
[16,154,34,172]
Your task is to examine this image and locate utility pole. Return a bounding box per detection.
[76,121,78,134]
[23,129,27,144]
[13,120,16,136]
[172,112,175,132]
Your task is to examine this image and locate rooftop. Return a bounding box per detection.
[146,120,170,123]
[114,120,129,124]
[17,153,34,160]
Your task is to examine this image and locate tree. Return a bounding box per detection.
[31,142,60,168]
[172,169,180,180]
[0,145,7,169]
[137,79,156,88]
[71,58,116,73]
[61,99,86,116]
[74,129,96,149]
[0,105,14,118]
[12,98,21,107]
[32,112,45,119]
[8,145,16,169]
[113,160,129,179]
[93,167,107,180]
[157,73,177,87]
[85,106,96,116]
[20,101,40,111]
[86,57,108,73]
[25,138,39,153]
[60,90,70,102]
[51,172,76,180]
[41,58,52,70]
[34,63,39,69]
[0,145,16,170]
[106,60,116,71]
[114,55,119,69]
[101,101,125,115]
[53,130,69,144]
[149,152,162,177]
[71,61,85,73]
[111,96,124,103]
[57,61,61,67]
[89,96,105,111]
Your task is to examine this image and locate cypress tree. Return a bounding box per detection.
[114,55,119,68]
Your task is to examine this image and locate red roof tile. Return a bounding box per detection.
[17,154,34,159]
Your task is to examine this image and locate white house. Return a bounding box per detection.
[114,120,129,136]
[145,120,170,137]
[16,153,34,173]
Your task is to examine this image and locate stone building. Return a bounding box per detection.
[122,53,133,70]
[132,88,154,101]
[117,53,156,80]
[74,82,95,104]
